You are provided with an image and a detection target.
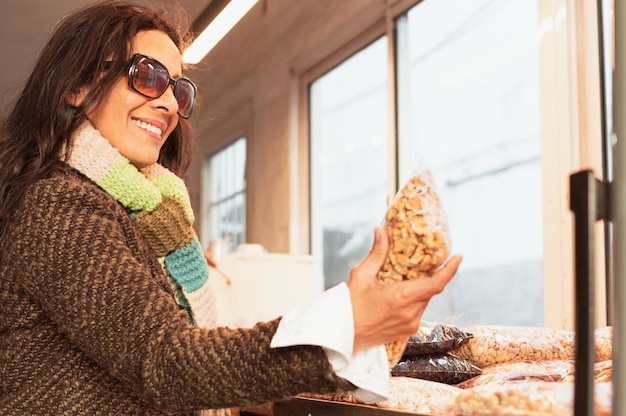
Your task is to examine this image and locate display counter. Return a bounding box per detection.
[272,397,425,416]
[236,322,613,415]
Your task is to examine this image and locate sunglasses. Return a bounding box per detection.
[125,53,197,119]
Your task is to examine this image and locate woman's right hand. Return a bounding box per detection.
[347,227,462,352]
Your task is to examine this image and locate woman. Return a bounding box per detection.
[0,1,462,415]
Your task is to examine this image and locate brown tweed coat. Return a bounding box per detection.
[0,166,352,415]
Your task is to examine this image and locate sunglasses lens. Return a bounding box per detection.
[129,55,196,118]
[132,57,169,98]
[174,80,196,118]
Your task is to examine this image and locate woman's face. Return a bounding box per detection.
[86,30,182,169]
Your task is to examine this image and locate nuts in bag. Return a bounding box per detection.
[451,325,613,368]
[391,354,482,385]
[438,381,612,416]
[377,169,451,367]
[593,360,612,383]
[456,360,575,389]
[450,326,576,367]
[595,326,612,361]
[375,377,462,414]
[560,359,613,383]
[402,322,474,357]
[301,377,463,415]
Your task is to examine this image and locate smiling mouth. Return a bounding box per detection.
[132,119,163,137]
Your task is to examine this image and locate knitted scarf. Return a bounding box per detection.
[65,121,217,328]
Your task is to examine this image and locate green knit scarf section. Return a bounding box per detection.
[65,121,208,317]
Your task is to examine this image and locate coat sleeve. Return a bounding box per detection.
[10,171,353,411]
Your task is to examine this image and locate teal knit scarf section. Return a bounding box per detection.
[65,121,208,319]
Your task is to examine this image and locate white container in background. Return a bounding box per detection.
[208,245,323,328]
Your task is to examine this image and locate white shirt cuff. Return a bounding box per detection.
[270,282,389,403]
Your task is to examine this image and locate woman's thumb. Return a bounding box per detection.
[361,227,389,272]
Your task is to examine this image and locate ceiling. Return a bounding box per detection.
[0,0,210,114]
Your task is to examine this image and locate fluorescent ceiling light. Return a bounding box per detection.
[183,0,260,64]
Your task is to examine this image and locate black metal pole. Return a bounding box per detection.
[570,170,602,416]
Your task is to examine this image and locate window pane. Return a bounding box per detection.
[602,0,614,324]
[396,0,544,326]
[310,37,389,289]
[203,138,247,253]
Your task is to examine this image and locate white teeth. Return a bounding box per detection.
[133,119,163,136]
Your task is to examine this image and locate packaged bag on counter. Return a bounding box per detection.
[391,353,482,385]
[453,325,613,367]
[457,359,575,389]
[375,377,462,414]
[451,326,575,367]
[301,377,463,415]
[437,381,612,416]
[594,360,612,383]
[561,359,613,383]
[376,167,451,367]
[595,326,613,362]
[402,322,474,357]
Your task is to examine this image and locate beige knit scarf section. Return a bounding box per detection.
[67,121,232,415]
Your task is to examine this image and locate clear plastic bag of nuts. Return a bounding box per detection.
[456,360,576,389]
[437,381,612,416]
[376,168,451,367]
[451,325,613,368]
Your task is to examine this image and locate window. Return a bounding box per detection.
[310,0,545,325]
[601,0,614,324]
[395,0,544,326]
[202,138,247,254]
[309,37,389,289]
